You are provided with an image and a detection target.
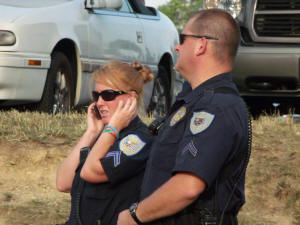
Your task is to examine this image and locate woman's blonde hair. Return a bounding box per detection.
[92,61,153,114]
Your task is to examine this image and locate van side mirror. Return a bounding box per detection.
[85,0,122,10]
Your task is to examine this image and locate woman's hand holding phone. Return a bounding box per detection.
[109,97,137,132]
[93,105,102,119]
[86,103,105,134]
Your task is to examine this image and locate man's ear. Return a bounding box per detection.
[195,38,207,56]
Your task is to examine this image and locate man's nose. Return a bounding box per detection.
[174,44,179,53]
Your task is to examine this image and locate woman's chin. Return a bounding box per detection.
[101,116,110,125]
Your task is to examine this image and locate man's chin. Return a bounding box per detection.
[175,65,185,78]
[174,64,180,73]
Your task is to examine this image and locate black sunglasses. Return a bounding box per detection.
[92,90,126,101]
[179,33,218,45]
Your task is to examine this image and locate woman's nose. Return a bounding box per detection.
[96,96,105,105]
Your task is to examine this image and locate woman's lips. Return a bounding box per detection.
[100,110,109,117]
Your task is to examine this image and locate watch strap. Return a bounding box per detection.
[129,203,143,225]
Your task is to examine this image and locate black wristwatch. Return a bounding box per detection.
[129,202,144,225]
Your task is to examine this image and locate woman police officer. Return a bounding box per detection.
[56,61,154,225]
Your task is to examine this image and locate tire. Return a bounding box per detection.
[148,65,171,117]
[37,51,74,114]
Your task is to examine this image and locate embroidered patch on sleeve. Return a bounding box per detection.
[182,141,198,157]
[170,106,186,127]
[190,111,215,135]
[119,134,146,156]
[106,151,121,167]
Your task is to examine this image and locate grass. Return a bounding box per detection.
[0,110,300,225]
[0,110,86,144]
[0,110,154,144]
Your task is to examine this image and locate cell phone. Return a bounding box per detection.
[93,105,102,119]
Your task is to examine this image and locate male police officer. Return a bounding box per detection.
[118,8,249,225]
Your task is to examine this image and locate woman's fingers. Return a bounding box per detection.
[87,102,95,113]
[116,100,125,112]
[109,98,137,131]
[116,98,135,114]
[87,103,94,117]
[128,98,137,113]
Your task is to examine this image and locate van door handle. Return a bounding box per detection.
[136,31,143,43]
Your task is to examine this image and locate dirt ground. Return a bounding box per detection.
[0,140,72,225]
[0,129,299,225]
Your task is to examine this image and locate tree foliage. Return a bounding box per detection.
[158,0,203,31]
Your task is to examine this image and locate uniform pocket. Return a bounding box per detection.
[151,135,181,171]
[158,120,184,144]
[159,132,181,144]
[149,118,186,172]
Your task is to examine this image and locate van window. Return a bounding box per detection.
[128,0,155,15]
[103,0,131,13]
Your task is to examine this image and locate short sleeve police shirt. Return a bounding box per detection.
[140,73,248,213]
[67,116,153,225]
[100,117,152,186]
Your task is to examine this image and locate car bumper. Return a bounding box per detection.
[0,52,50,104]
[233,46,300,97]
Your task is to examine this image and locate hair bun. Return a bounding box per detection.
[131,61,154,84]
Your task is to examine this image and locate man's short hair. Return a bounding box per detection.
[190,9,241,64]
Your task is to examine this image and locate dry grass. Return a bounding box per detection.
[239,116,300,225]
[0,110,299,225]
[0,110,86,144]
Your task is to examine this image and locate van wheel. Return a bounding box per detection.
[37,51,74,114]
[148,65,171,117]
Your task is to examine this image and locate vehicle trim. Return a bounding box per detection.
[240,90,300,97]
[92,8,138,18]
[0,52,50,68]
[247,0,300,43]
[137,13,160,20]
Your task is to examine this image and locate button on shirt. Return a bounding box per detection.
[67,116,153,225]
[140,73,248,213]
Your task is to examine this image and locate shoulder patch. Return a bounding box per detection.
[190,111,215,135]
[119,134,146,156]
[170,106,186,127]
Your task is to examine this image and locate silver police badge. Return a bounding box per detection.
[170,106,186,127]
[190,111,215,134]
[119,134,145,156]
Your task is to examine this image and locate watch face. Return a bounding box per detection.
[129,203,137,212]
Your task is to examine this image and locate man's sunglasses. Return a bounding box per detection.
[179,33,218,45]
[92,90,126,101]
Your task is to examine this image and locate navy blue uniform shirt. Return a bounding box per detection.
[66,116,153,225]
[140,73,248,214]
